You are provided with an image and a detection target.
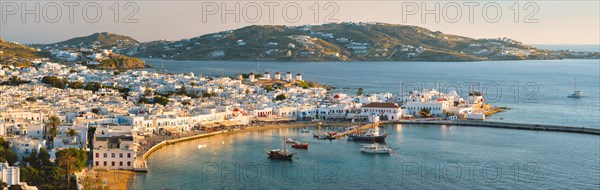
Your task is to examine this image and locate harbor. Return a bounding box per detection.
[132,122,600,189]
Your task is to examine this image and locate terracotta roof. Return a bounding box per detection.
[362,102,400,108]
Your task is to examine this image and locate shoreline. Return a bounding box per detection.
[128,120,599,188]
[140,122,353,160]
[138,119,599,163]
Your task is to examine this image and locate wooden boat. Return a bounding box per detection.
[291,142,309,149]
[348,128,387,142]
[266,138,295,160]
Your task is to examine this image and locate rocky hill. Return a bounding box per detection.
[0,38,50,67]
[129,23,566,61]
[46,32,139,49]
[33,22,600,62]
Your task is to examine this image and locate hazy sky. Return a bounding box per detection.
[1,0,599,44]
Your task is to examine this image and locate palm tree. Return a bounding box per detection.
[44,116,61,142]
[57,152,75,187]
[67,129,78,137]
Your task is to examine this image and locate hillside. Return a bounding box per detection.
[128,23,567,61]
[47,32,139,49]
[0,38,50,67]
[88,53,146,70]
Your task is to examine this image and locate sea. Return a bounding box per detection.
[130,57,600,189]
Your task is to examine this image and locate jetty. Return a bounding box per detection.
[332,122,379,139]
[398,120,600,135]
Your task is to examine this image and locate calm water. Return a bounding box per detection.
[144,59,600,128]
[131,124,600,189]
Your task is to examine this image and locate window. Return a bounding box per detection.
[127,161,131,166]
[127,153,131,158]
[103,153,107,158]
[119,161,123,166]
[103,161,107,166]
[96,153,99,158]
[119,153,123,158]
[112,153,115,158]
[95,161,99,166]
[112,162,115,166]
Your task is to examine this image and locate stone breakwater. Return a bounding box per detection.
[397,120,600,135]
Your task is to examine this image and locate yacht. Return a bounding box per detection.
[348,128,387,142]
[360,144,392,154]
[568,77,582,98]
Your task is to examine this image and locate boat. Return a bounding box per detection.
[360,144,392,154]
[291,142,309,149]
[568,77,582,98]
[285,138,297,143]
[266,138,295,160]
[348,128,387,142]
[300,128,310,133]
[313,132,329,139]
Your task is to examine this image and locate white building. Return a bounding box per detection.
[0,162,20,187]
[361,102,401,121]
[93,136,136,170]
[274,72,281,80]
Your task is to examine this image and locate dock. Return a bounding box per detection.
[332,122,379,139]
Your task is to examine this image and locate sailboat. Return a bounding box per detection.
[266,137,295,160]
[567,77,582,98]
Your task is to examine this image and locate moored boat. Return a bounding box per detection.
[266,138,296,160]
[285,138,297,143]
[291,142,309,149]
[360,144,392,154]
[348,128,387,142]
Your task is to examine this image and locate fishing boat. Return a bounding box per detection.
[348,128,387,142]
[300,128,310,133]
[360,144,392,154]
[285,138,297,143]
[567,77,582,98]
[266,138,295,160]
[291,142,309,149]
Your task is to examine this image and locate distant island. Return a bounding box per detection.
[2,22,599,69]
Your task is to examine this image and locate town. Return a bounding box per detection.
[0,60,494,189]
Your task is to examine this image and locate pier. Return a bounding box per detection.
[397,120,600,135]
[332,122,379,139]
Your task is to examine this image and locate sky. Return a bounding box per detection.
[0,0,599,45]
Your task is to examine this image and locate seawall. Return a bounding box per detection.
[396,120,600,135]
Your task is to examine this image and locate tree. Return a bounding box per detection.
[357,88,364,96]
[419,108,431,117]
[274,94,287,101]
[67,129,78,137]
[38,148,51,167]
[153,96,169,106]
[143,89,153,97]
[44,116,61,142]
[56,148,87,188]
[4,76,29,86]
[25,149,40,168]
[264,85,274,92]
[41,76,67,89]
[91,108,100,114]
[0,137,18,165]
[68,81,84,89]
